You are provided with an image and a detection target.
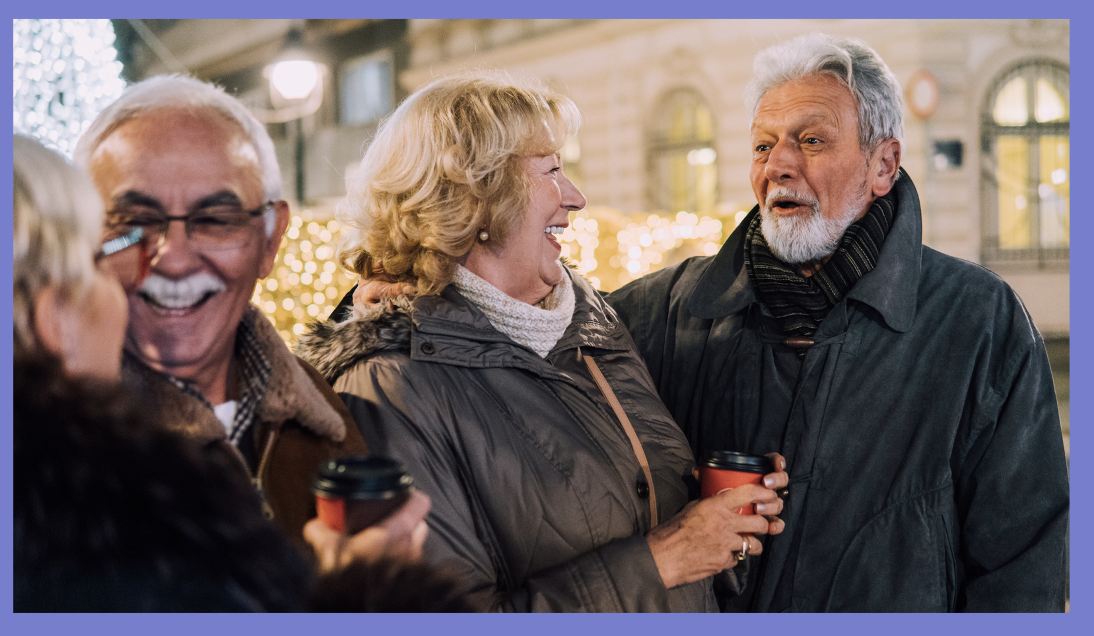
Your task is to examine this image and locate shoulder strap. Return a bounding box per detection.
[581,351,659,527]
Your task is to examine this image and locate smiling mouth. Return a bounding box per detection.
[544,225,566,249]
[137,290,218,315]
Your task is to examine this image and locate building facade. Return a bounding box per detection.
[113,18,1069,342]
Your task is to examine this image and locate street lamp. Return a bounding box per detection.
[253,28,326,205]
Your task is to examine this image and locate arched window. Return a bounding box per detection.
[980,60,1069,265]
[647,90,718,215]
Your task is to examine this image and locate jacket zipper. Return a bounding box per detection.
[252,426,280,521]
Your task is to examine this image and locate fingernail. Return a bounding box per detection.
[763,476,775,488]
[756,503,772,514]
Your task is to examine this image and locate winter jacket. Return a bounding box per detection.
[121,304,369,544]
[606,171,1069,612]
[296,270,718,612]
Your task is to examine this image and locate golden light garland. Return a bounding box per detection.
[258,206,752,345]
[252,209,358,344]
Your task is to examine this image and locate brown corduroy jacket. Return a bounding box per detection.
[121,304,369,545]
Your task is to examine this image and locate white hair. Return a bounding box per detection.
[14,134,104,359]
[74,74,283,203]
[746,33,905,153]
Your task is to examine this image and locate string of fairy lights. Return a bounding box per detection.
[257,206,749,345]
[12,18,750,345]
[13,19,127,158]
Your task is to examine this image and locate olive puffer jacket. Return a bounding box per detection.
[296,270,717,612]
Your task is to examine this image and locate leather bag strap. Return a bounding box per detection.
[581,351,659,527]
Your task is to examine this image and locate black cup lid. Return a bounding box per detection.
[312,455,412,499]
[699,450,774,474]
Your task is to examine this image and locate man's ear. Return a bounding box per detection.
[259,200,291,280]
[869,138,902,198]
[33,285,68,359]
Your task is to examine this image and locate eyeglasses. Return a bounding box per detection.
[96,226,145,262]
[106,201,273,252]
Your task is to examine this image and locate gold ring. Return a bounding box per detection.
[735,538,749,561]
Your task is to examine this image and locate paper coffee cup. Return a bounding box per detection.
[312,456,412,534]
[698,450,775,516]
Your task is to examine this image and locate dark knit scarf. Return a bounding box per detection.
[744,191,895,354]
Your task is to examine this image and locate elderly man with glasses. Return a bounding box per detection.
[75,75,370,543]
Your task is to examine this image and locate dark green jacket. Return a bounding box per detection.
[299,270,717,612]
[607,172,1069,612]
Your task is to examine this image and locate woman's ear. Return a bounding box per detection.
[32,285,68,359]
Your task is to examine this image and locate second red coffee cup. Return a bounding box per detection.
[313,456,412,534]
[699,450,774,517]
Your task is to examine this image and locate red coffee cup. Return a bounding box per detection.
[699,450,775,518]
[313,456,412,534]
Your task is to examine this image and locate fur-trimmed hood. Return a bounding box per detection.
[295,268,638,385]
[295,297,414,385]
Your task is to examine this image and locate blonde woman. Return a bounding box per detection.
[298,73,787,612]
[13,134,134,379]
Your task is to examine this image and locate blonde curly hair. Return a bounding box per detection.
[337,71,581,295]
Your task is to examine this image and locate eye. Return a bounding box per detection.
[121,210,166,227]
[754,144,771,153]
[804,137,822,145]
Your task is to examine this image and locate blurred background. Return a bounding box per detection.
[13,19,1069,462]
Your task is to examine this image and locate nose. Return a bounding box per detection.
[151,216,202,277]
[764,139,802,185]
[561,175,587,211]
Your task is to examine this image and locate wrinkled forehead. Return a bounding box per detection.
[91,107,265,200]
[751,75,858,134]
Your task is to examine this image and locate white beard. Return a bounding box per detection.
[760,186,868,265]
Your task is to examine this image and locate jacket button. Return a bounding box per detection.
[420,342,436,355]
[636,479,650,499]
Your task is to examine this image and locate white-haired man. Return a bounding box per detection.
[75,75,370,543]
[606,34,1068,611]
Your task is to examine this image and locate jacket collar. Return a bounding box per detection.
[122,304,347,445]
[689,168,922,332]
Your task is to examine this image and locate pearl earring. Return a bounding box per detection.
[478,230,490,242]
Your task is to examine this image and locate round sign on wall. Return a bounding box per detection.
[906,69,940,120]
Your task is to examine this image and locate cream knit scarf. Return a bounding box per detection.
[452,264,575,358]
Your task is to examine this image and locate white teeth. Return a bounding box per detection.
[545,226,565,234]
[140,273,226,309]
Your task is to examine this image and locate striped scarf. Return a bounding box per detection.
[745,192,895,352]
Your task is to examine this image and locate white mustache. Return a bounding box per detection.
[765,187,820,211]
[139,273,226,308]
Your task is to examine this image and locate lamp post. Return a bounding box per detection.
[261,28,325,206]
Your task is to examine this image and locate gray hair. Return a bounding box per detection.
[14,134,104,361]
[745,33,904,153]
[74,74,283,204]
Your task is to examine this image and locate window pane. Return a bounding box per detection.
[997,136,1030,249]
[695,103,713,140]
[993,78,1028,126]
[651,90,718,215]
[1039,135,1069,248]
[1035,78,1068,123]
[340,54,393,125]
[669,153,689,213]
[667,100,691,143]
[695,162,717,215]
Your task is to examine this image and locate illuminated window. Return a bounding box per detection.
[981,61,1068,265]
[647,90,718,215]
[339,51,393,125]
